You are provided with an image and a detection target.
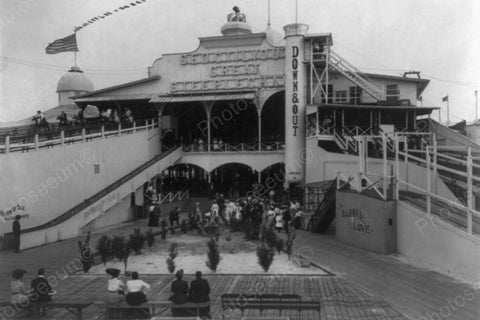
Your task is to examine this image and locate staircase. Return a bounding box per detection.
[308,179,338,233]
[330,50,384,101]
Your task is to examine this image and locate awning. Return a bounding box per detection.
[74,93,157,103]
[150,92,256,103]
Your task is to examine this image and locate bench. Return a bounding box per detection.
[96,301,210,319]
[0,300,91,320]
[221,294,320,319]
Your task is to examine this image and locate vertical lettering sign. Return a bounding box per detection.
[291,46,299,136]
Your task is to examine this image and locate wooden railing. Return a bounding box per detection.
[158,190,190,204]
[182,142,285,153]
[0,119,159,154]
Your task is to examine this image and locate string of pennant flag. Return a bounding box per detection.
[74,0,148,32]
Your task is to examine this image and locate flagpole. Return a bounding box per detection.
[267,0,271,26]
[476,90,478,122]
[447,96,450,126]
[73,26,77,67]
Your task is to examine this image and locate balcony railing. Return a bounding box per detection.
[0,119,158,154]
[183,142,285,153]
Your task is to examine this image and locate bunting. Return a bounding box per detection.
[74,0,148,32]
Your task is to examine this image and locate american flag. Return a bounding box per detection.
[45,33,78,54]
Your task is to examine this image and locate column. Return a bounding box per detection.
[258,114,262,151]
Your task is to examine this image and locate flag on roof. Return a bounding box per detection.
[442,95,448,102]
[45,34,78,54]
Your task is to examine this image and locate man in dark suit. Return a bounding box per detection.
[189,271,210,317]
[12,215,21,253]
[30,268,54,303]
[170,270,189,316]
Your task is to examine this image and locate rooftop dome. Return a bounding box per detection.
[56,66,94,93]
[221,6,252,36]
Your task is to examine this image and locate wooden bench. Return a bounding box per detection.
[0,300,91,320]
[221,294,320,319]
[96,301,210,319]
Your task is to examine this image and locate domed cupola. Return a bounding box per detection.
[221,6,252,36]
[56,66,94,105]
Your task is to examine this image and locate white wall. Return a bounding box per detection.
[397,201,480,282]
[0,127,161,235]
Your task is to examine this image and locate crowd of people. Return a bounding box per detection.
[189,192,304,235]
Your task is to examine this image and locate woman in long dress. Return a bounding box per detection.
[10,269,29,307]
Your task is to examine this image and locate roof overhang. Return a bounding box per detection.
[150,91,256,103]
[308,103,438,116]
[73,76,160,100]
[74,93,157,103]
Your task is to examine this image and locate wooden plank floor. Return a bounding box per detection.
[293,230,480,320]
[1,220,478,319]
[0,274,406,320]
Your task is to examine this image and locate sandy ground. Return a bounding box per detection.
[89,231,326,275]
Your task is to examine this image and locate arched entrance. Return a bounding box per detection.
[210,163,257,199]
[210,100,258,144]
[261,91,285,143]
[161,163,209,197]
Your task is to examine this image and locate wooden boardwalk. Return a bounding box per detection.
[0,274,407,320]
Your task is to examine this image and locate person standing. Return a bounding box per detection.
[189,271,210,318]
[12,215,21,253]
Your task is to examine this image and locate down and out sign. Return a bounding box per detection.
[291,46,299,136]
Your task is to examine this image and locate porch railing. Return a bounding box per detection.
[158,190,190,204]
[0,119,158,154]
[183,142,285,153]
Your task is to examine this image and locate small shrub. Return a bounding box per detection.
[275,238,284,254]
[160,219,168,230]
[166,242,178,273]
[96,234,111,265]
[111,235,131,273]
[257,244,275,272]
[129,228,146,255]
[286,233,295,260]
[166,257,176,273]
[180,219,188,234]
[145,229,155,249]
[160,228,168,241]
[262,225,278,249]
[205,238,221,272]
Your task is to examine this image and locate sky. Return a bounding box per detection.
[0,0,479,124]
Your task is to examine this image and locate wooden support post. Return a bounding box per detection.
[5,136,10,153]
[101,125,105,138]
[81,128,86,142]
[467,146,473,234]
[382,133,388,200]
[60,131,65,146]
[394,135,400,200]
[35,134,39,150]
[426,147,431,216]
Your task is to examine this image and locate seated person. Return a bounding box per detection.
[170,270,189,316]
[106,268,124,303]
[10,269,29,307]
[125,272,150,305]
[189,271,210,318]
[30,268,55,303]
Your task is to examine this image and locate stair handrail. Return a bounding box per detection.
[5,146,180,234]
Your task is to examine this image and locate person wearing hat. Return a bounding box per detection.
[125,271,150,305]
[12,215,21,253]
[10,269,29,306]
[30,268,55,303]
[170,270,189,316]
[274,208,283,232]
[189,271,211,318]
[106,268,125,303]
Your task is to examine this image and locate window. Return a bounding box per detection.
[94,164,100,174]
[335,90,347,103]
[386,84,399,101]
[349,86,362,104]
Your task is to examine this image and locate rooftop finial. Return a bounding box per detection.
[228,6,246,22]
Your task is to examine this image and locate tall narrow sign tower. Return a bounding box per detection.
[283,23,309,185]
